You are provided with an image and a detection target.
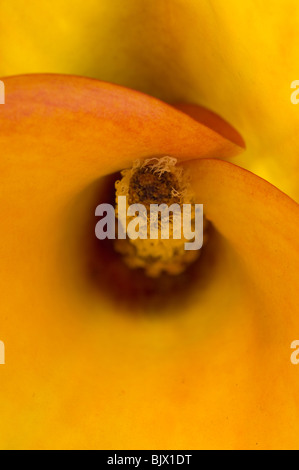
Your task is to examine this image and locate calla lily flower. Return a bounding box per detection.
[1,0,299,200]
[0,74,299,451]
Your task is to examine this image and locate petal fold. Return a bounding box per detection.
[0,74,243,189]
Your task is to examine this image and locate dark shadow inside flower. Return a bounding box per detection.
[61,171,229,316]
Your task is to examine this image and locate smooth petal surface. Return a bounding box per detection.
[1,0,298,199]
[0,74,243,184]
[184,158,299,448]
[0,75,298,449]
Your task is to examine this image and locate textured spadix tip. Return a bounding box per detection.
[114,157,208,277]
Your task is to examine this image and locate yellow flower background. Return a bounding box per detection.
[0,0,299,450]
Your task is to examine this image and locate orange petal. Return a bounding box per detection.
[182,158,299,448]
[1,75,297,450]
[1,153,298,449]
[0,74,243,186]
[1,1,298,199]
[174,103,245,150]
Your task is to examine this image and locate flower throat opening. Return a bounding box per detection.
[86,157,216,312]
